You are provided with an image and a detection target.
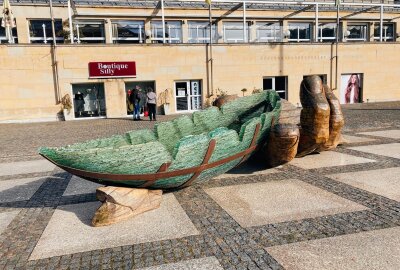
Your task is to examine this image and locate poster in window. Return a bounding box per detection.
[340,74,363,104]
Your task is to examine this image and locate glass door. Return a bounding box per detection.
[175,80,202,112]
[175,81,189,112]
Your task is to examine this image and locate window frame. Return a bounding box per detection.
[256,22,283,42]
[28,19,64,44]
[263,76,288,100]
[74,20,106,44]
[150,20,183,43]
[346,23,368,42]
[188,20,217,44]
[373,23,395,42]
[111,20,144,44]
[288,22,313,42]
[318,23,337,42]
[223,21,251,43]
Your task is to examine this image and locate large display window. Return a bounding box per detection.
[72,83,106,118]
[125,81,156,115]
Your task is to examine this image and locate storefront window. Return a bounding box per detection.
[72,84,106,118]
[125,81,156,116]
[29,19,64,44]
[346,24,368,42]
[188,21,217,43]
[318,23,337,42]
[0,20,18,44]
[288,23,312,42]
[374,23,394,41]
[256,22,282,42]
[151,21,182,43]
[74,21,105,44]
[223,22,251,43]
[112,20,144,44]
[263,76,288,100]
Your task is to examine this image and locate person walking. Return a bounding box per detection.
[130,86,142,120]
[146,87,157,121]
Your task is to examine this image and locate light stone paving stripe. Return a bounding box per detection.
[29,194,199,260]
[0,177,47,203]
[139,257,224,270]
[341,134,376,144]
[205,179,367,227]
[289,151,375,169]
[63,175,103,196]
[349,143,400,159]
[0,210,20,234]
[0,159,55,177]
[358,129,400,139]
[267,226,400,270]
[327,167,400,202]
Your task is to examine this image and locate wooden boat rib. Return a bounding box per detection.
[39,91,281,190]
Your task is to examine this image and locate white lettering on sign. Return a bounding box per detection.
[97,63,130,76]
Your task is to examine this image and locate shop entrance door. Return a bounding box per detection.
[175,80,202,112]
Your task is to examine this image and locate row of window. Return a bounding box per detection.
[0,19,396,44]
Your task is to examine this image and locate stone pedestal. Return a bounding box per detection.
[92,187,163,227]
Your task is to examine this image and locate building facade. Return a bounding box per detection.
[0,0,399,122]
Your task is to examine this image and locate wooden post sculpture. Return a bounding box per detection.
[263,123,300,167]
[92,187,162,227]
[319,84,345,151]
[296,76,330,157]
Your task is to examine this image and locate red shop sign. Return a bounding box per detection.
[88,61,136,78]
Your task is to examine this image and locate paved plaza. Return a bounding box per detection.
[0,102,400,269]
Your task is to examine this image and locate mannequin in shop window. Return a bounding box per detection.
[84,88,99,116]
[74,91,85,116]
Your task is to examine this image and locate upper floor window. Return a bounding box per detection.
[0,21,18,44]
[256,22,282,42]
[346,24,368,42]
[374,23,395,41]
[111,20,144,44]
[73,21,105,44]
[318,23,337,42]
[223,22,251,43]
[288,22,312,42]
[29,19,63,44]
[151,21,182,43]
[188,21,217,43]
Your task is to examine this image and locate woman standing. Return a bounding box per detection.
[146,87,157,121]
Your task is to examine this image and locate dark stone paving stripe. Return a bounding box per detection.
[0,169,71,269]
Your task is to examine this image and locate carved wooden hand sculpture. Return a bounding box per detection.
[296,76,330,157]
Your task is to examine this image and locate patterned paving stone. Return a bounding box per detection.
[341,134,376,144]
[289,151,376,169]
[204,179,367,227]
[267,226,400,270]
[0,210,20,234]
[29,194,199,260]
[327,167,400,202]
[0,177,47,203]
[349,143,400,159]
[358,129,400,139]
[0,159,55,177]
[63,175,103,196]
[138,257,224,270]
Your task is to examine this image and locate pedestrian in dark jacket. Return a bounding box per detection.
[129,86,142,120]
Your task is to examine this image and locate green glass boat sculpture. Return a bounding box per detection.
[39,91,281,190]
